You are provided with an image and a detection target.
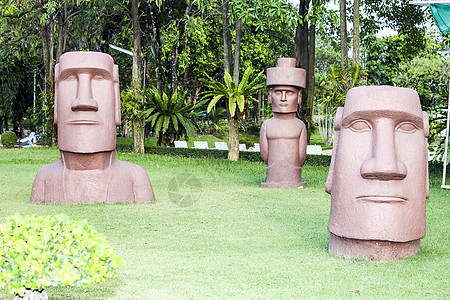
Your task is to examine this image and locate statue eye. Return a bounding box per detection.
[348,120,371,132]
[92,74,106,80]
[62,74,77,81]
[396,122,418,133]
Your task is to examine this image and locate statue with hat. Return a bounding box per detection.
[260,58,307,188]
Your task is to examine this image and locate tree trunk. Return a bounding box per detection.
[227,18,243,161]
[221,0,240,161]
[221,0,232,75]
[232,19,242,83]
[306,13,316,142]
[56,2,67,63]
[340,0,348,69]
[168,2,192,94]
[294,0,314,142]
[149,1,164,95]
[228,116,239,161]
[39,17,57,146]
[132,117,144,153]
[353,0,360,66]
[131,0,145,154]
[0,117,3,134]
[294,0,309,71]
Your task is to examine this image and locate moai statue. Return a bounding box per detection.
[31,52,155,204]
[326,86,429,260]
[260,58,307,188]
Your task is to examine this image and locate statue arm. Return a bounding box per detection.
[299,123,307,166]
[260,121,269,164]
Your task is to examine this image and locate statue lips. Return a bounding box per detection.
[67,112,101,125]
[68,119,100,125]
[356,195,408,203]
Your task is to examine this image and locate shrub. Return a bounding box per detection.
[239,137,254,148]
[1,131,17,148]
[239,119,260,135]
[0,214,121,298]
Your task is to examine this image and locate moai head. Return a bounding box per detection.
[326,86,429,242]
[267,58,306,113]
[55,52,121,153]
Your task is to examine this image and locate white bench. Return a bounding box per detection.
[174,141,188,148]
[215,142,228,150]
[239,144,247,151]
[306,145,323,155]
[193,141,209,149]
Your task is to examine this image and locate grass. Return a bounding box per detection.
[0,147,448,299]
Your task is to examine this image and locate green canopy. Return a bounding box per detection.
[430,4,450,36]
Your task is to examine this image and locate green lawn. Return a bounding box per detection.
[0,147,448,299]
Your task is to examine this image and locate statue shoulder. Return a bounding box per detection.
[295,118,307,129]
[114,159,147,177]
[113,159,155,202]
[35,161,63,179]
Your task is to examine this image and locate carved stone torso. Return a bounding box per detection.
[260,116,307,188]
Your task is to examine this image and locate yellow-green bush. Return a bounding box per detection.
[0,214,121,297]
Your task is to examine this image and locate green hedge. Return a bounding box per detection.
[116,143,450,174]
[116,143,333,166]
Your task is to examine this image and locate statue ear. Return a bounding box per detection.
[422,111,429,137]
[113,65,121,126]
[422,111,430,198]
[325,107,344,194]
[268,90,273,104]
[54,64,59,124]
[297,90,302,105]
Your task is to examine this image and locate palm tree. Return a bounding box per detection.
[201,66,265,161]
[145,87,206,147]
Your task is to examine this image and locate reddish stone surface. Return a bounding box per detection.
[260,58,307,188]
[326,86,429,260]
[31,52,155,204]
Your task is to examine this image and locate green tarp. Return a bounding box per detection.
[430,4,450,36]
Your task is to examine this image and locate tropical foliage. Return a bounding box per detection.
[145,87,206,147]
[201,66,265,118]
[319,63,364,111]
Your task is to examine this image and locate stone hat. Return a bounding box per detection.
[266,58,306,88]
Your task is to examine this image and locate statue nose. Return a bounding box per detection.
[281,91,287,101]
[360,120,407,180]
[71,74,98,112]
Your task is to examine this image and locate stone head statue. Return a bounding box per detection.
[267,58,306,113]
[55,52,121,153]
[31,51,155,205]
[326,86,429,260]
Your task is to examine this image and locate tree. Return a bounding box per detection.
[130,0,145,154]
[294,0,337,141]
[393,51,450,160]
[201,66,265,146]
[339,0,348,68]
[218,0,299,160]
[0,0,98,145]
[353,0,360,65]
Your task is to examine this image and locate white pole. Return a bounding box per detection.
[33,71,36,114]
[441,81,450,188]
[143,59,146,87]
